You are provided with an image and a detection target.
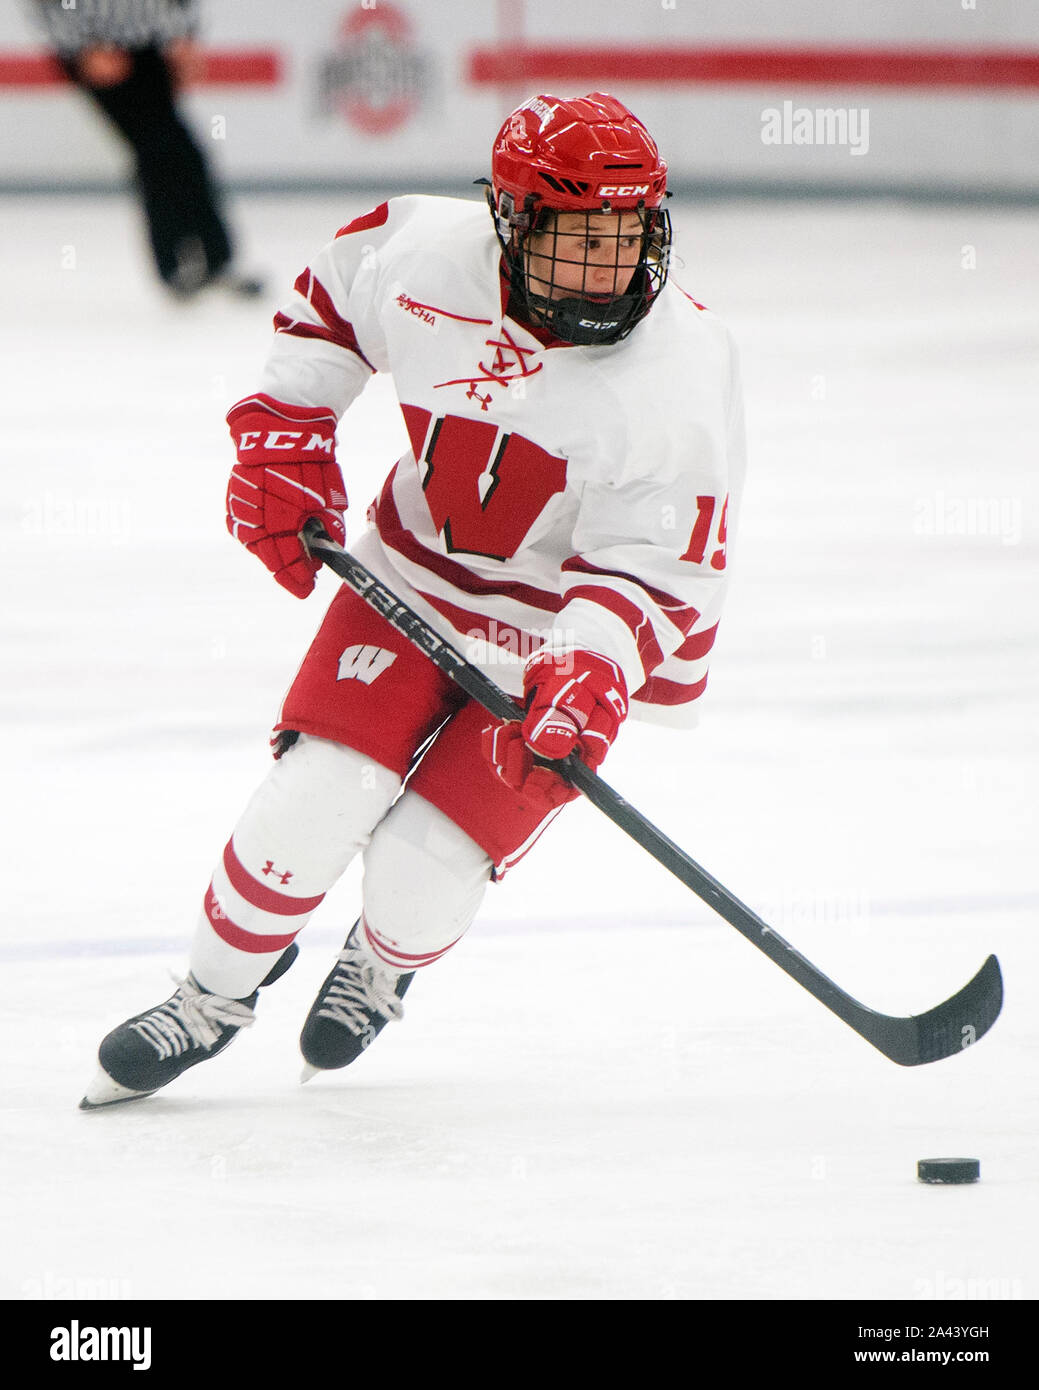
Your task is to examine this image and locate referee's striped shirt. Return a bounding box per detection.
[32,0,200,56]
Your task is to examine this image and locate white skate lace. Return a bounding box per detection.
[129,976,256,1060]
[316,948,405,1034]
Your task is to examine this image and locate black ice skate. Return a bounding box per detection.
[79,944,298,1109]
[299,923,413,1080]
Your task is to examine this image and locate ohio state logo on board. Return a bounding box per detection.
[316,3,431,135]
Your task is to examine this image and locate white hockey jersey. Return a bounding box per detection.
[258,195,746,726]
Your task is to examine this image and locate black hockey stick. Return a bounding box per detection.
[303,525,1003,1066]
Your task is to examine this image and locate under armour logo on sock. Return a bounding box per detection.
[261,861,293,885]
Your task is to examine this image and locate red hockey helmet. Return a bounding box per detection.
[491,92,669,216]
[486,93,672,345]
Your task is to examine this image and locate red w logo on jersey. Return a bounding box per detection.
[400,405,567,561]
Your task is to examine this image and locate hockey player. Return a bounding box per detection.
[81,92,746,1108]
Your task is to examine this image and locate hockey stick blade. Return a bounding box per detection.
[858,953,1002,1067]
[559,756,1003,1064]
[303,526,1003,1066]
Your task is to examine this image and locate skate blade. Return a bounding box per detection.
[79,1069,155,1110]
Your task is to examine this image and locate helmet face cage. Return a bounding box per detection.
[490,189,672,346]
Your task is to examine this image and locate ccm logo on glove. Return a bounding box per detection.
[482,650,628,807]
[236,428,335,454]
[226,393,347,599]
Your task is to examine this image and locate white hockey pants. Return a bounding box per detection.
[189,733,493,998]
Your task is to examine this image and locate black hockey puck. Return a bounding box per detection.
[917,1157,980,1184]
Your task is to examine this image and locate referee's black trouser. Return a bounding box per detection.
[64,46,233,286]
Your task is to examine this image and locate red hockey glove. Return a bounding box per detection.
[225,393,347,598]
[482,651,629,806]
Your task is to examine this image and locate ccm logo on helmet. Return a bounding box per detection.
[596,183,650,197]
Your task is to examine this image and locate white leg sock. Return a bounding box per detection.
[360,791,493,972]
[190,734,401,997]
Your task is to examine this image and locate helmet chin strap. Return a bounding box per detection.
[525,285,643,346]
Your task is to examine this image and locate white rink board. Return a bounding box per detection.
[0,0,1037,193]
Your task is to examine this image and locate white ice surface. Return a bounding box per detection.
[1,192,1037,1303]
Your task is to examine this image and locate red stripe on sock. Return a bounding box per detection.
[222,840,325,916]
[362,918,460,970]
[204,885,298,954]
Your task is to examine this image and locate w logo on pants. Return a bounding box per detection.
[336,644,398,684]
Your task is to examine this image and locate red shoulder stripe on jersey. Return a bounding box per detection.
[631,672,709,707]
[375,468,565,613]
[674,282,709,311]
[272,313,372,365]
[336,202,390,238]
[562,556,700,638]
[303,270,374,365]
[563,583,665,680]
[274,269,376,371]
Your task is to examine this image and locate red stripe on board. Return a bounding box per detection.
[195,51,282,85]
[0,49,281,88]
[467,44,1039,90]
[222,840,325,917]
[204,886,299,955]
[0,54,63,86]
